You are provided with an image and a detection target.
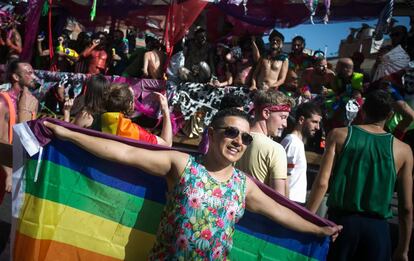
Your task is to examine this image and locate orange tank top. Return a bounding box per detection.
[0,92,16,144]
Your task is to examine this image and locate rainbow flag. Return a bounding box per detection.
[12,119,332,261]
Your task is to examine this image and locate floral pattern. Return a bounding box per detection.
[149,156,247,260]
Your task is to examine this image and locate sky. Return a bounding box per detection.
[273,16,410,57]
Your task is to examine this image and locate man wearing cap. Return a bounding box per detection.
[250,30,289,91]
[236,90,293,196]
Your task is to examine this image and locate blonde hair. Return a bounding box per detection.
[254,89,295,116]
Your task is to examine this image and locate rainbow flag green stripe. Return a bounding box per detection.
[12,119,331,260]
[24,159,163,234]
[16,195,156,260]
[232,230,319,261]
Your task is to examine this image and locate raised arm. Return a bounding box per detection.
[6,29,22,55]
[306,129,338,213]
[250,58,262,91]
[44,121,188,179]
[393,100,414,140]
[245,177,341,238]
[251,36,260,63]
[153,92,173,147]
[81,41,99,58]
[394,144,413,261]
[37,37,50,56]
[63,98,74,123]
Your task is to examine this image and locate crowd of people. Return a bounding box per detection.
[1,13,414,260]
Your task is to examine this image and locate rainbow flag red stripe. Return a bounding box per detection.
[12,119,331,260]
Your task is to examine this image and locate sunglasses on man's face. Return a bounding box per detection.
[215,126,253,146]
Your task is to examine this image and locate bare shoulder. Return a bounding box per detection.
[303,67,313,75]
[327,127,348,152]
[328,127,348,142]
[245,175,257,195]
[169,151,191,178]
[326,69,335,76]
[74,110,94,127]
[393,138,413,164]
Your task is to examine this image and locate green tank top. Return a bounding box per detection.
[327,126,396,218]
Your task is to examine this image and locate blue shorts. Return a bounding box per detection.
[327,211,391,261]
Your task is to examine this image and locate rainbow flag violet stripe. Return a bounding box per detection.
[11,119,332,260]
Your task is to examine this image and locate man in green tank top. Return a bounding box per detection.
[307,90,413,261]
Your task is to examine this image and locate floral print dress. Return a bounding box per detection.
[149,155,247,260]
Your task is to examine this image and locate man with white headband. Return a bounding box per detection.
[236,90,293,196]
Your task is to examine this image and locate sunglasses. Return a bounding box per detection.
[215,126,253,146]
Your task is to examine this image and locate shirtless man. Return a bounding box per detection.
[0,61,38,194]
[250,30,288,91]
[178,27,213,83]
[82,32,108,75]
[142,35,165,79]
[288,36,313,74]
[301,58,335,95]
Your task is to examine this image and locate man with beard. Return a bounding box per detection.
[0,61,38,256]
[0,61,38,195]
[288,36,313,74]
[82,32,108,75]
[301,57,335,95]
[236,90,293,196]
[250,30,288,91]
[281,102,322,204]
